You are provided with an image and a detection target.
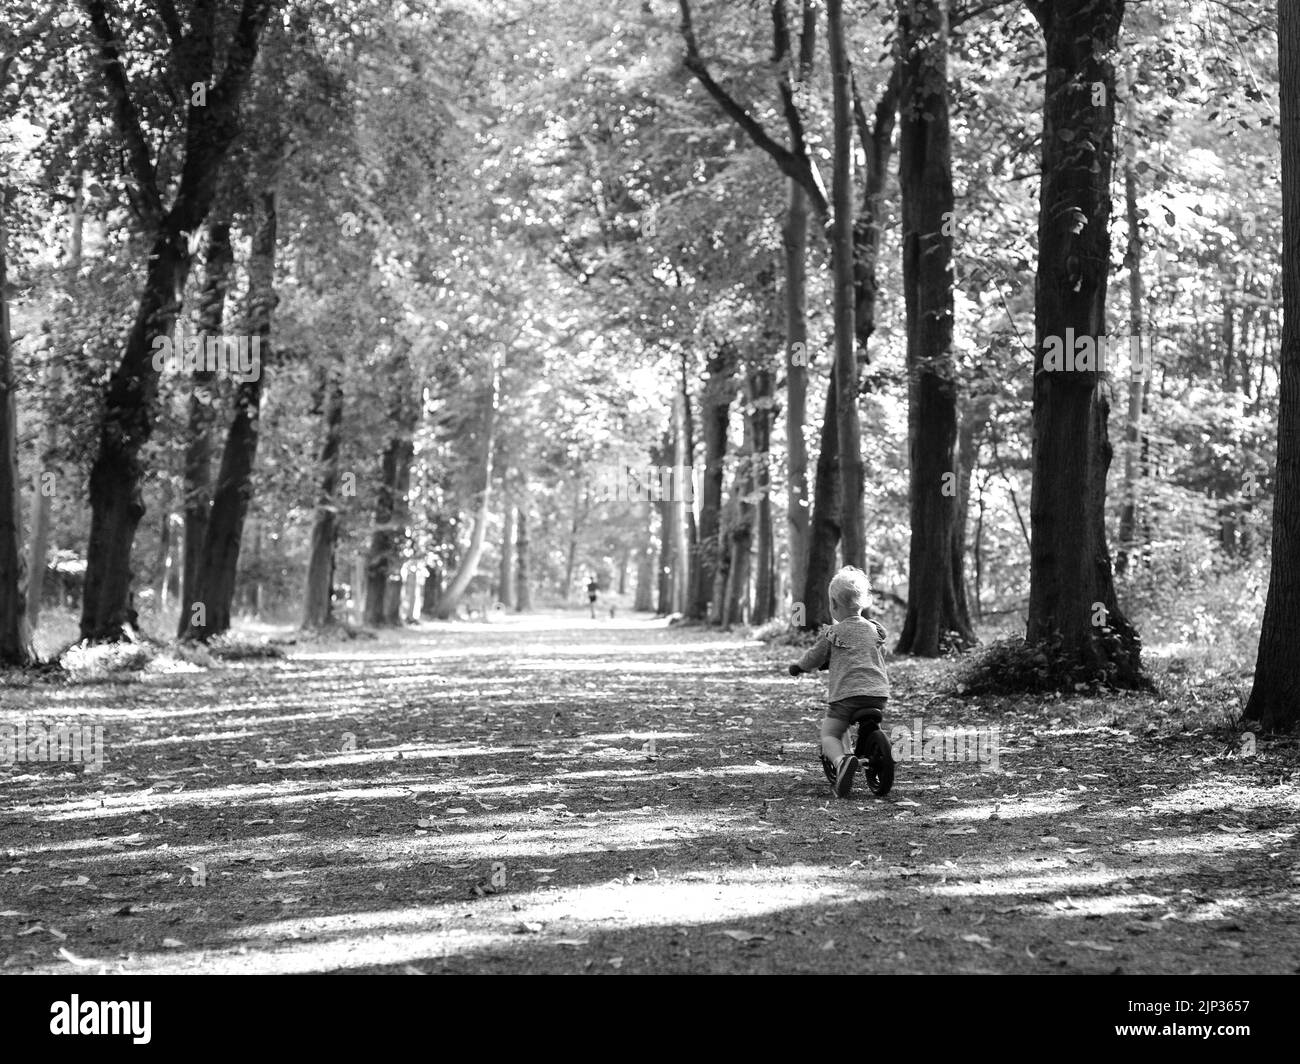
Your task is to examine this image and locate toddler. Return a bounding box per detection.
[788,566,893,797]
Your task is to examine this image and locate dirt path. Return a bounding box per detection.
[1,614,1296,974]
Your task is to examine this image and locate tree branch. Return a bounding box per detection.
[952,0,1021,28]
[850,62,899,203]
[150,0,184,53]
[771,0,829,212]
[82,0,163,227]
[679,0,827,214]
[206,0,275,122]
[797,0,816,79]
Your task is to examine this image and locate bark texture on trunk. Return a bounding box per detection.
[783,183,811,608]
[895,0,977,656]
[301,367,345,629]
[827,0,865,570]
[652,435,675,615]
[179,218,233,635]
[183,189,277,640]
[1116,66,1146,577]
[689,342,736,621]
[0,191,33,664]
[751,362,776,625]
[27,172,82,629]
[1246,0,1300,730]
[363,348,417,628]
[434,356,500,619]
[1024,0,1141,684]
[801,375,841,628]
[497,504,515,607]
[514,503,531,611]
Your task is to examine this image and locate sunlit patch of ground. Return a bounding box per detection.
[1,612,1296,974]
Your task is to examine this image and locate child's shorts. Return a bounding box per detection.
[826,694,888,727]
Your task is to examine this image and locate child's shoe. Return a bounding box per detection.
[833,754,859,798]
[820,753,838,786]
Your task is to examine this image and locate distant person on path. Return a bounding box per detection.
[788,566,894,798]
[586,574,599,619]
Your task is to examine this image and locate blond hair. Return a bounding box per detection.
[828,566,872,614]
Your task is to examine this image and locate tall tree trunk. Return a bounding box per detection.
[784,181,811,602]
[1116,66,1146,577]
[434,356,500,619]
[244,516,262,617]
[497,503,515,607]
[1246,0,1300,730]
[514,502,531,611]
[78,0,274,642]
[301,366,345,629]
[751,362,776,624]
[1024,0,1140,683]
[564,479,585,600]
[0,188,33,665]
[364,439,401,625]
[800,374,841,628]
[25,359,58,631]
[154,486,174,613]
[365,351,417,626]
[381,565,403,625]
[179,218,234,635]
[184,188,278,640]
[671,372,694,615]
[895,0,976,656]
[690,342,736,621]
[422,563,442,618]
[723,375,758,627]
[634,511,655,613]
[954,395,990,629]
[383,417,415,626]
[793,69,898,633]
[827,0,864,569]
[28,170,83,629]
[653,434,675,615]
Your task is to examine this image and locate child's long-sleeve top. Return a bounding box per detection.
[795,616,890,702]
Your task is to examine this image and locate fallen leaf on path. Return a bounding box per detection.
[162,938,185,948]
[58,876,90,887]
[58,947,98,967]
[1066,940,1115,952]
[961,934,994,950]
[713,930,771,943]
